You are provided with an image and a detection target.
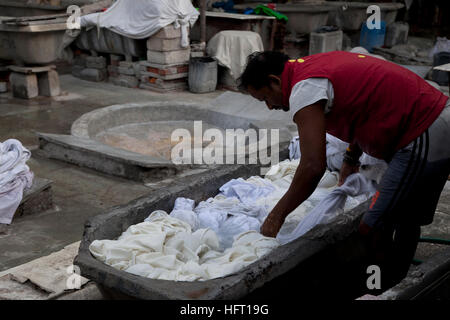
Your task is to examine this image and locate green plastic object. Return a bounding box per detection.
[254,5,288,22]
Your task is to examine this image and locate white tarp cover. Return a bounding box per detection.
[206,31,264,80]
[0,139,33,225]
[80,0,199,46]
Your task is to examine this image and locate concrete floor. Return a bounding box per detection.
[0,74,226,271]
[0,73,449,276]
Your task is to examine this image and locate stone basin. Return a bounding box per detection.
[37,102,291,182]
[74,156,372,300]
[234,2,334,36]
[326,1,405,31]
[0,17,69,65]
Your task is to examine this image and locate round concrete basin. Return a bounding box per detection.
[71,102,257,162]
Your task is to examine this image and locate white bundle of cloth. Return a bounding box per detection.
[277,173,375,244]
[206,31,264,80]
[90,159,375,281]
[90,211,279,281]
[80,0,199,47]
[288,134,388,183]
[0,139,34,224]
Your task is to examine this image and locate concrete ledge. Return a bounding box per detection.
[379,247,450,300]
[36,132,178,182]
[14,177,53,220]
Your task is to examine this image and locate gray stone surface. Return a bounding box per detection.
[152,25,183,39]
[309,30,343,55]
[79,68,107,82]
[385,22,409,48]
[141,70,188,81]
[146,37,184,52]
[111,74,139,88]
[117,65,135,76]
[37,70,61,97]
[146,49,190,65]
[36,132,177,182]
[139,82,187,93]
[14,177,53,221]
[86,56,107,69]
[379,247,450,300]
[9,72,38,99]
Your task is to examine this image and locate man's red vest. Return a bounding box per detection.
[281,51,448,160]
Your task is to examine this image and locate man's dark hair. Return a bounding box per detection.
[238,51,290,91]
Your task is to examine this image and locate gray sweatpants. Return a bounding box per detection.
[361,98,450,290]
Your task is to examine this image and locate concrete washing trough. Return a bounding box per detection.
[235,2,404,36]
[36,102,291,183]
[235,2,334,36]
[0,17,69,65]
[74,157,376,300]
[326,1,405,31]
[75,27,147,60]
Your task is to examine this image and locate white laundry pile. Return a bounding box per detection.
[288,134,388,183]
[90,211,278,281]
[90,159,374,281]
[0,139,34,224]
[80,0,199,47]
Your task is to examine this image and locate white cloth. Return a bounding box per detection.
[429,37,450,59]
[289,78,334,120]
[277,173,375,244]
[288,136,300,161]
[206,31,264,80]
[0,139,33,224]
[288,134,387,183]
[80,0,199,47]
[90,211,279,281]
[219,176,275,204]
[165,197,199,230]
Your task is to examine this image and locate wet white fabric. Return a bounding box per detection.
[89,211,278,281]
[219,176,275,204]
[0,139,33,224]
[194,191,268,249]
[164,197,199,230]
[277,173,375,244]
[288,136,300,161]
[80,0,199,46]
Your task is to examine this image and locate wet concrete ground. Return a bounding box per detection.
[0,73,449,274]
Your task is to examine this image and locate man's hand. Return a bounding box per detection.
[338,161,359,186]
[260,212,285,238]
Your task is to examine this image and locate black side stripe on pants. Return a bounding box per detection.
[373,133,426,228]
[396,130,430,209]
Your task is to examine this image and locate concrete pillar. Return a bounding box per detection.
[9,72,38,99]
[37,70,61,97]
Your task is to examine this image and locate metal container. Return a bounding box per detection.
[188,56,218,93]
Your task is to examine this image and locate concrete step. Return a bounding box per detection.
[14,177,53,221]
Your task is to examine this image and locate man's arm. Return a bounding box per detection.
[338,143,362,186]
[260,102,327,237]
